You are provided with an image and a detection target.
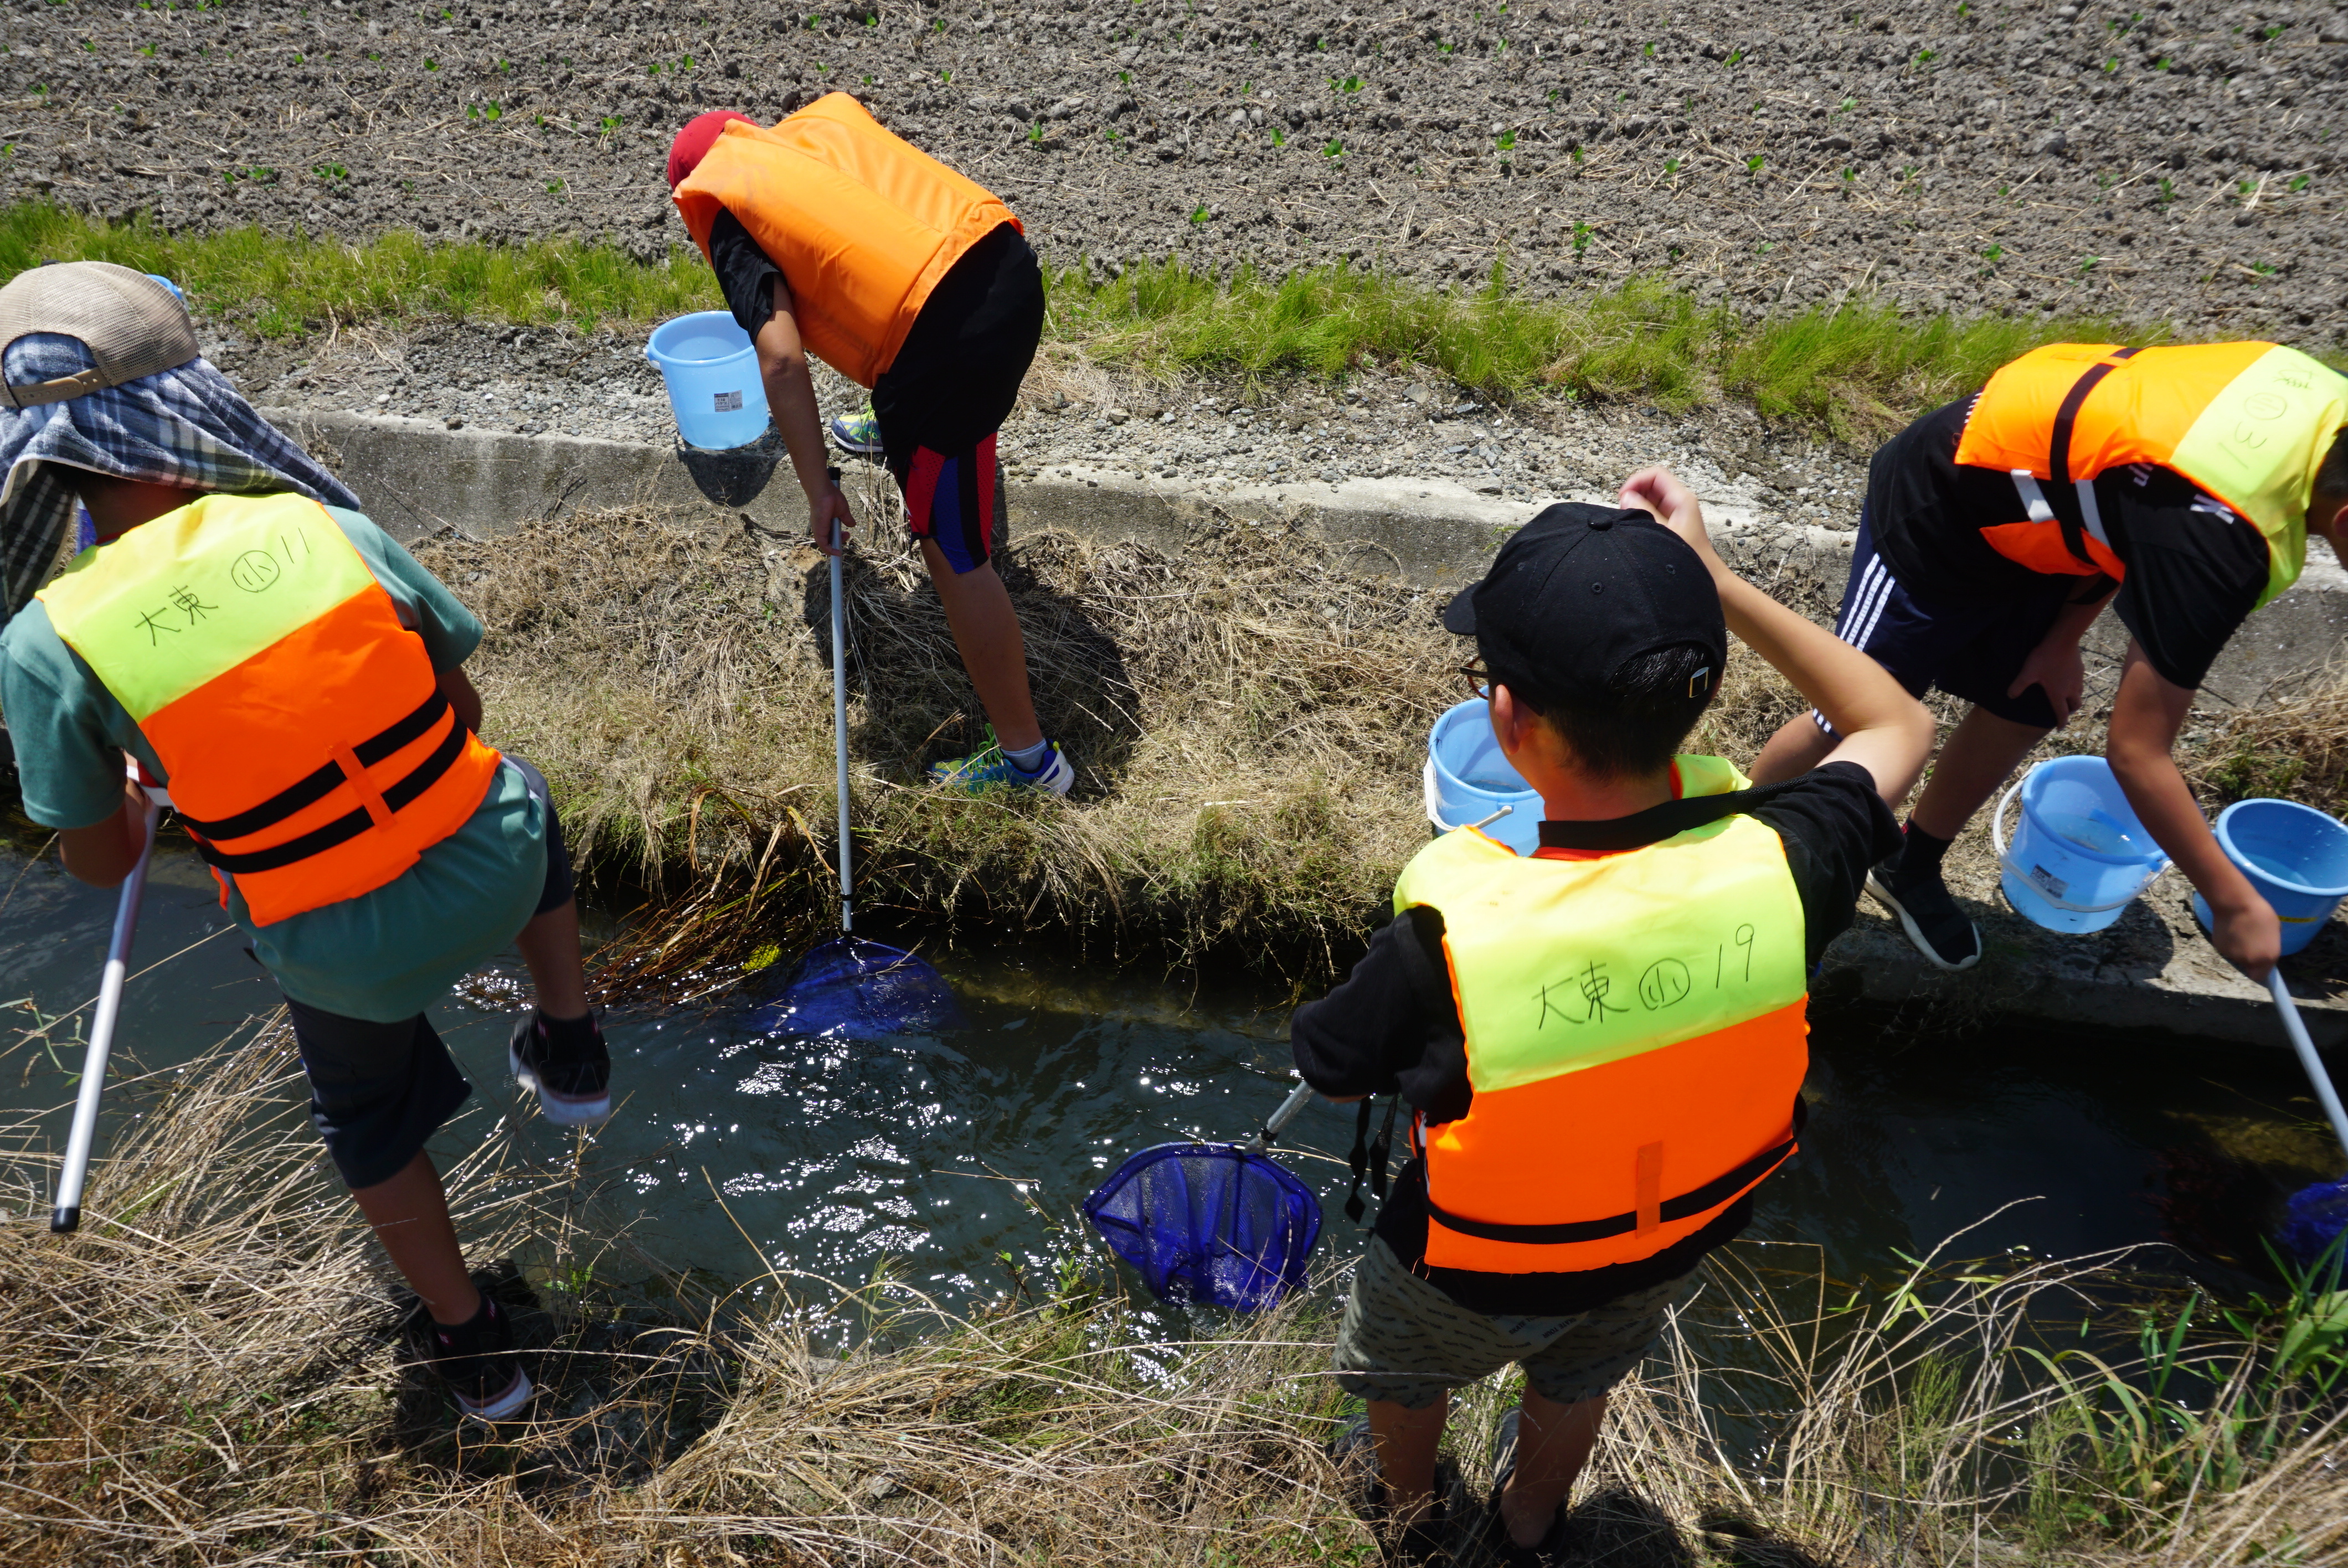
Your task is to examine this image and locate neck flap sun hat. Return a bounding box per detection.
[666,110,759,189]
[0,261,362,631]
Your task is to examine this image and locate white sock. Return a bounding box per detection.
[1005,739,1052,773]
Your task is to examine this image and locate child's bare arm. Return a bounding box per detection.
[57,776,148,888]
[437,662,484,735]
[1619,467,1933,807]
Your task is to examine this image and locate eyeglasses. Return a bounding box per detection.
[1459,660,1493,700]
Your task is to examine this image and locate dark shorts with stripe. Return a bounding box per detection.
[286,755,575,1190]
[1812,509,2076,736]
[873,223,1043,577]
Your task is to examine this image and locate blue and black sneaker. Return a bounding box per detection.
[928,734,1075,797]
[828,406,884,458]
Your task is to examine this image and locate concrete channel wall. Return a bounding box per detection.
[261,408,2348,1052]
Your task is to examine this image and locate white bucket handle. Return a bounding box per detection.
[1991,776,2022,863]
[1992,771,2170,916]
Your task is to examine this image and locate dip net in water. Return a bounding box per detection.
[2279,1178,2348,1267]
[751,936,964,1041]
[1084,1142,1321,1312]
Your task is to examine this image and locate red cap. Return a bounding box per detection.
[666,110,757,189]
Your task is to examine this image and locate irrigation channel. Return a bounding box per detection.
[2,839,2341,1314]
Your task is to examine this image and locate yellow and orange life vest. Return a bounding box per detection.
[1954,341,2348,607]
[1391,756,1809,1275]
[37,493,503,926]
[671,92,1019,388]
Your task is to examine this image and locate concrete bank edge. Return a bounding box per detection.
[260,408,2348,1051]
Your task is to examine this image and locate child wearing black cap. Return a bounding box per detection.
[1290,468,1934,1566]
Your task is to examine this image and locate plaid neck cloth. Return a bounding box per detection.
[0,331,361,630]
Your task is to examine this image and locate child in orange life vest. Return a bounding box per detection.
[666,97,1073,795]
[1290,471,1934,1566]
[1751,343,2348,979]
[0,263,607,1423]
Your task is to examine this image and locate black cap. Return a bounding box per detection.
[1441,502,1726,699]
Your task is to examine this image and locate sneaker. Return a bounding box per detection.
[1327,1415,1463,1566]
[510,1009,613,1127]
[1866,858,1983,972]
[1486,1409,1575,1568]
[828,407,884,457]
[431,1294,533,1422]
[927,734,1075,797]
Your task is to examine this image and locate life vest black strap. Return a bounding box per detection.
[191,706,470,875]
[176,692,452,842]
[2046,346,2140,569]
[1424,1097,1808,1247]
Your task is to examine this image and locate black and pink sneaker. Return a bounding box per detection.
[509,1009,612,1127]
[431,1294,533,1422]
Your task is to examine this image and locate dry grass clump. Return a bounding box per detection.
[0,1025,1373,1566]
[8,1023,2346,1566]
[416,498,1457,986]
[2179,667,2348,818]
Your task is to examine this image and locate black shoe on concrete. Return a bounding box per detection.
[1866,858,1983,972]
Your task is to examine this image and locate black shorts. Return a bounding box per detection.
[286,754,577,1189]
[1811,510,2075,736]
[874,223,1041,575]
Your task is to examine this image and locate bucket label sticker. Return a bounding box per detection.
[2028,863,2070,900]
[713,389,744,412]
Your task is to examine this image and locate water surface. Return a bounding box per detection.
[1,844,2335,1306]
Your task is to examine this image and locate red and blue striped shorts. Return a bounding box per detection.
[894,434,1002,576]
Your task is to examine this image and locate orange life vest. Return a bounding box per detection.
[37,493,503,926]
[671,92,1020,388]
[1953,342,2348,606]
[1391,757,1810,1275]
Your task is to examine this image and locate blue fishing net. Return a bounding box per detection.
[2278,1177,2348,1266]
[1084,1141,1322,1312]
[748,936,964,1041]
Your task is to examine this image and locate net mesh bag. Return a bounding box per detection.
[2278,1178,2348,1266]
[751,936,964,1040]
[1084,1141,1321,1312]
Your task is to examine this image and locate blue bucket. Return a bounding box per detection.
[2191,798,2348,957]
[1423,698,1541,857]
[644,312,770,450]
[1992,756,2169,934]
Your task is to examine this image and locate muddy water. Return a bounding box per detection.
[1,842,2337,1303]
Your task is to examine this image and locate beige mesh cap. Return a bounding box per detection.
[0,262,198,409]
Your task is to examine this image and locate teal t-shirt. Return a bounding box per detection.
[0,504,547,1022]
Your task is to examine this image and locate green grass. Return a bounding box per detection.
[0,201,720,336]
[4,200,2324,441]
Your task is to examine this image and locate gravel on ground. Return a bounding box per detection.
[6,0,2341,339]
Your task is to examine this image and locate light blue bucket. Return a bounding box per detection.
[2191,798,2348,957]
[1991,755,2169,934]
[644,311,770,450]
[1422,698,1541,857]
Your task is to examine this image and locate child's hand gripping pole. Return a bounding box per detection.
[52,760,167,1234]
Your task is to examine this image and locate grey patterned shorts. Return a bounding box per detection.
[1332,1237,1694,1411]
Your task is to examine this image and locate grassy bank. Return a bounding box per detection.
[4,1025,2344,1566]
[421,499,1485,991]
[0,200,2239,441]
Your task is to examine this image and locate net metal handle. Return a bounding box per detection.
[1250,1078,1316,1153]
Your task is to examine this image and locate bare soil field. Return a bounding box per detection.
[4,0,2341,337]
